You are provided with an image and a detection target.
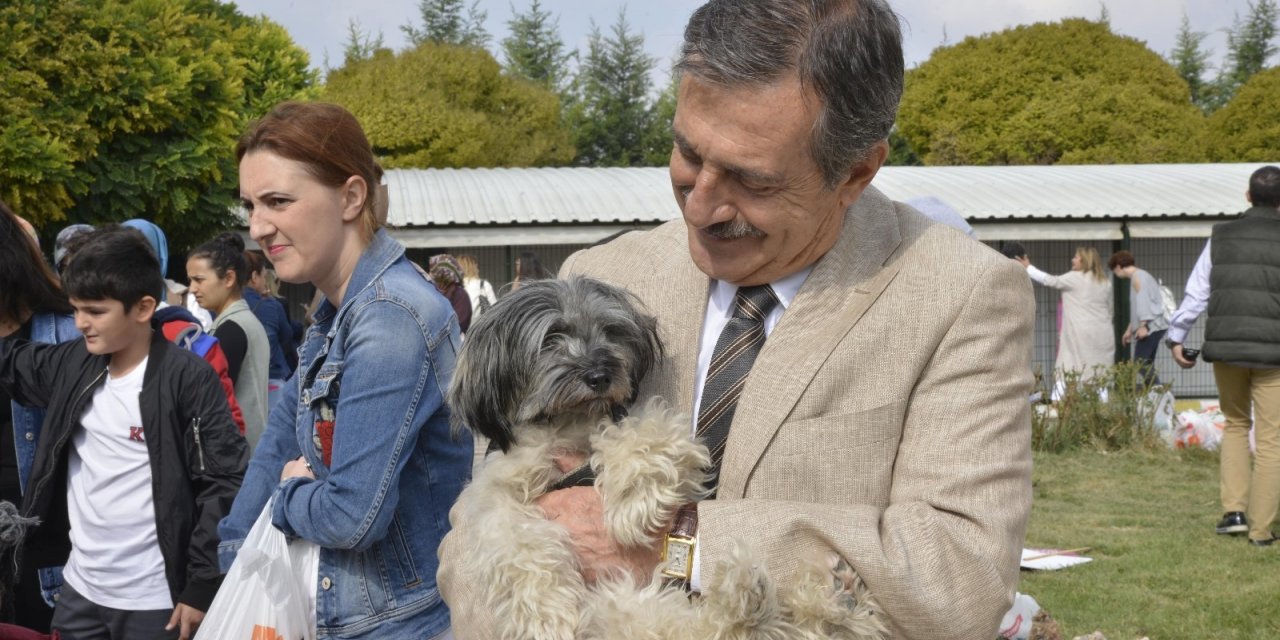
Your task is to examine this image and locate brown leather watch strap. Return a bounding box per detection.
[670,502,699,538]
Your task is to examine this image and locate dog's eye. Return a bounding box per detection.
[540,322,569,349]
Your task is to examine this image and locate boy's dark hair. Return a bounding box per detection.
[1107,250,1135,271]
[999,242,1027,260]
[190,231,249,288]
[62,225,163,311]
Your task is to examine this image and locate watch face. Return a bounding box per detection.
[662,540,693,578]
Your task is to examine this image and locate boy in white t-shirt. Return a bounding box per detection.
[0,226,247,640]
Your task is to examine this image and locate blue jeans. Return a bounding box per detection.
[1134,329,1166,388]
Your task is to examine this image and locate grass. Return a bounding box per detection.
[1022,448,1280,639]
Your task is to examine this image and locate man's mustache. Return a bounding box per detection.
[705,219,765,240]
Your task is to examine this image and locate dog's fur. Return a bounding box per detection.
[448,277,886,640]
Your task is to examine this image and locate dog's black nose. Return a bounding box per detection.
[584,370,611,391]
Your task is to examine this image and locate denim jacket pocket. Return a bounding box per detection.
[302,363,342,407]
[383,517,423,588]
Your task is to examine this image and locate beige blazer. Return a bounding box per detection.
[438,186,1035,639]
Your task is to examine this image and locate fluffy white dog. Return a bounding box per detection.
[447,277,885,640]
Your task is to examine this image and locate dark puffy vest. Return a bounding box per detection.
[1203,206,1280,366]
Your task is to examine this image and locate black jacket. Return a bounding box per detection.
[0,329,248,611]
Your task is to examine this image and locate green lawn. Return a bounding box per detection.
[1022,449,1280,639]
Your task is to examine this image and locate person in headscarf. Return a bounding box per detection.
[428,254,472,334]
[53,224,94,274]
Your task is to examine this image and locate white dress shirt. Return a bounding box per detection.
[689,267,811,590]
[1167,240,1212,345]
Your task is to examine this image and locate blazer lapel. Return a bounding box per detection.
[718,187,904,498]
[633,228,710,413]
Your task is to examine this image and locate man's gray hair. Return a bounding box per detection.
[675,0,904,188]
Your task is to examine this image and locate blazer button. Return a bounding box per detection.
[25,432,34,441]
[321,576,332,590]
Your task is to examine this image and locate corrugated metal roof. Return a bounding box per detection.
[871,163,1272,220]
[383,163,1276,228]
[386,167,675,227]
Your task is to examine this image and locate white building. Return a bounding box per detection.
[278,163,1276,397]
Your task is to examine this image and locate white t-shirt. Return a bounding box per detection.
[62,357,173,610]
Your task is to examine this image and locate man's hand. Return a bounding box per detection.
[1122,327,1132,345]
[1014,256,1031,267]
[165,603,205,640]
[1136,325,1150,340]
[534,486,662,585]
[281,456,315,482]
[1172,344,1196,369]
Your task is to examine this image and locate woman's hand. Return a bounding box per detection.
[281,456,316,482]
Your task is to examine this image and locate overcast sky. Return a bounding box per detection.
[232,0,1253,81]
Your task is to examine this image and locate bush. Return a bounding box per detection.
[1031,362,1170,453]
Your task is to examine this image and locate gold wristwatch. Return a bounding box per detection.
[661,503,699,589]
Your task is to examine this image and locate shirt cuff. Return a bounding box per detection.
[689,533,701,592]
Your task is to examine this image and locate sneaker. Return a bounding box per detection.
[1216,512,1248,535]
[1248,535,1277,547]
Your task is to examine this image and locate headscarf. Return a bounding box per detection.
[121,219,170,275]
[53,224,95,273]
[428,254,463,291]
[121,219,174,302]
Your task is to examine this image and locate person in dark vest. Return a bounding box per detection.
[1165,165,1280,546]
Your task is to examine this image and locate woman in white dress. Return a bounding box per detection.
[1019,246,1115,397]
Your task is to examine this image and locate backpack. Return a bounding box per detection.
[1158,280,1178,323]
[162,319,248,436]
[474,279,495,317]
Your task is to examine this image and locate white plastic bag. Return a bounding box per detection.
[997,592,1041,639]
[1173,405,1225,451]
[196,500,318,640]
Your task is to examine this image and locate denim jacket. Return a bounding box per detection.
[9,312,79,496]
[7,312,78,607]
[218,230,472,639]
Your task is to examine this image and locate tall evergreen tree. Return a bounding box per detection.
[565,10,659,166]
[1168,13,1211,109]
[640,72,678,166]
[342,18,385,68]
[502,0,573,94]
[1207,0,1278,111]
[402,0,489,48]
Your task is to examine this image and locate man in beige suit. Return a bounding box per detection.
[438,0,1034,637]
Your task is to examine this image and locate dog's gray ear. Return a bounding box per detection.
[448,302,526,452]
[628,310,662,402]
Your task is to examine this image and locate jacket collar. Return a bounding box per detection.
[313,229,405,328]
[1243,205,1280,221]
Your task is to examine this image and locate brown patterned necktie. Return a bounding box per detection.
[697,284,780,496]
